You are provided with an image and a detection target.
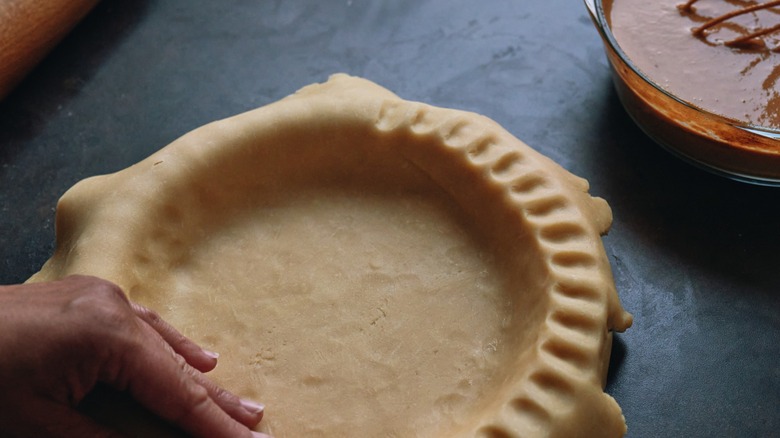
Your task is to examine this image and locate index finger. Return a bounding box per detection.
[130,302,219,373]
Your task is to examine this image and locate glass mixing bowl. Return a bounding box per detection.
[585,0,780,186]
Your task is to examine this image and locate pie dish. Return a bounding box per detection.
[29,74,633,437]
[585,0,780,186]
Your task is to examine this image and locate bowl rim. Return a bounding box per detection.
[585,0,780,186]
[584,0,780,139]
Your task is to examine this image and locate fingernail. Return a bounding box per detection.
[203,349,220,360]
[251,432,272,438]
[241,398,265,415]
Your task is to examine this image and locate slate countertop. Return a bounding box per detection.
[1,1,778,436]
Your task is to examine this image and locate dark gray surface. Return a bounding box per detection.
[1,0,778,436]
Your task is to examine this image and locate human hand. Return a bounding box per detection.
[0,275,270,438]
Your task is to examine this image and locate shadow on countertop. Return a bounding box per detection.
[596,84,779,435]
[0,0,150,160]
[592,87,780,295]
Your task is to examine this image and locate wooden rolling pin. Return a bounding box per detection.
[0,0,101,99]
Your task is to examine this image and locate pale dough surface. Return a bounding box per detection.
[31,74,632,437]
[137,184,515,437]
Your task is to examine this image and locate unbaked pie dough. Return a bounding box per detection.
[29,74,633,437]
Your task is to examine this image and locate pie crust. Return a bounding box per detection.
[30,74,633,437]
